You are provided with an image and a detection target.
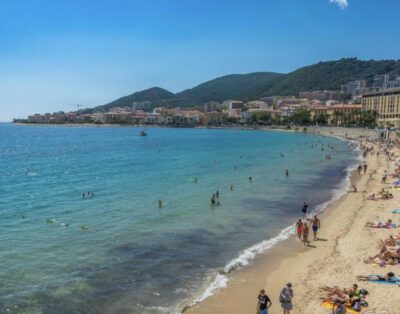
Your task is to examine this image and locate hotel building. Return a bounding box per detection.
[361,87,400,127]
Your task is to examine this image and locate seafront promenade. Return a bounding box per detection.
[187,127,400,314]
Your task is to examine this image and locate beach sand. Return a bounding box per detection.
[186,128,400,314]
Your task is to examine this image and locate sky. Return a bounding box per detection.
[0,0,399,121]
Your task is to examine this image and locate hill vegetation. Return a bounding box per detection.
[87,58,400,112]
[264,58,400,96]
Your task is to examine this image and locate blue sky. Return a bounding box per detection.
[0,0,399,121]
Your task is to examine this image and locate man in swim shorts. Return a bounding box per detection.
[310,215,321,241]
[257,289,272,314]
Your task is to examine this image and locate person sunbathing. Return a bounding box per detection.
[321,284,358,301]
[367,193,376,200]
[380,236,397,248]
[365,219,394,228]
[357,272,396,282]
[381,192,393,199]
[364,255,399,266]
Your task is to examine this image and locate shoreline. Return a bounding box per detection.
[183,128,398,314]
[7,123,386,313]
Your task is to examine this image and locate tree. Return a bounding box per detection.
[314,113,328,125]
[361,110,378,127]
[290,109,311,125]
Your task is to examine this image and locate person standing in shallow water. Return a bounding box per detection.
[301,202,308,218]
[257,289,272,314]
[295,219,303,240]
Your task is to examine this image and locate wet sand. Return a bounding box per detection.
[186,129,400,314]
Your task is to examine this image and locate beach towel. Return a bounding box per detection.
[367,276,400,285]
[320,301,359,314]
[392,209,400,214]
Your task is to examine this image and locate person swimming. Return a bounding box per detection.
[158,200,162,208]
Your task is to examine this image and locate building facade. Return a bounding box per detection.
[309,104,362,126]
[362,87,400,127]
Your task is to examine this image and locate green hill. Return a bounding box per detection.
[264,58,400,96]
[177,72,283,105]
[87,58,400,112]
[85,87,177,113]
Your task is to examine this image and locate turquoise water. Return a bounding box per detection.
[0,124,358,313]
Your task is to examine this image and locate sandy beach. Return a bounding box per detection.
[186,127,400,314]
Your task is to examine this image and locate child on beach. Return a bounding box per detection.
[256,289,272,314]
[302,222,309,246]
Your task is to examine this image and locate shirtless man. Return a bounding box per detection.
[309,215,321,241]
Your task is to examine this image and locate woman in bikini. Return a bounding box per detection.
[295,219,303,240]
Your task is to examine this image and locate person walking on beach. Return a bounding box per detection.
[382,171,387,184]
[257,289,272,314]
[301,202,308,218]
[295,219,303,240]
[302,222,309,246]
[309,215,321,241]
[279,283,293,314]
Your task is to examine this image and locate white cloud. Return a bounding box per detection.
[330,0,348,9]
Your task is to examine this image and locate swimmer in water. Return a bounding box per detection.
[216,190,219,198]
[158,200,162,208]
[249,176,252,182]
[230,185,233,191]
[194,177,198,183]
[285,169,289,177]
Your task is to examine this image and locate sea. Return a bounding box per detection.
[0,124,359,314]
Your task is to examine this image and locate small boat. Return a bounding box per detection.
[139,130,147,136]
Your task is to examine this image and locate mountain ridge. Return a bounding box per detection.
[85,58,400,112]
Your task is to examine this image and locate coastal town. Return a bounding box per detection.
[16,73,400,128]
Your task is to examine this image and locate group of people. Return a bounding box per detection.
[321,283,369,313]
[210,190,220,206]
[364,234,400,267]
[295,202,321,245]
[82,191,94,198]
[256,283,293,314]
[367,187,393,201]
